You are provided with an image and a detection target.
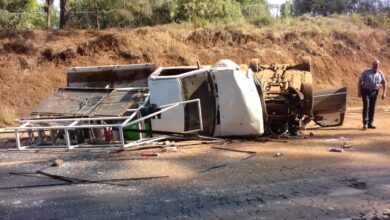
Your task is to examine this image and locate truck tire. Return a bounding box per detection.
[249,58,260,72]
[300,56,311,72]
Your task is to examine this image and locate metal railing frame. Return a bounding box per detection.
[7,99,203,150]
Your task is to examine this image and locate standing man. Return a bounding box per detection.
[358,60,387,130]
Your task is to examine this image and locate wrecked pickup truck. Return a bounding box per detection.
[8,59,347,150]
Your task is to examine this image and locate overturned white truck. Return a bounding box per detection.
[9,59,346,150]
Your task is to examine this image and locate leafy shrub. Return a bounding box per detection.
[175,0,243,24]
[251,14,274,27]
[363,13,390,28]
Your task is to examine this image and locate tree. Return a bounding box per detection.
[45,0,53,28]
[175,0,243,24]
[235,0,267,5]
[1,0,45,28]
[281,0,292,17]
[92,0,99,28]
[292,0,350,16]
[59,0,69,29]
[291,0,390,16]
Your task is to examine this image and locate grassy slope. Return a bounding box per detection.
[0,14,390,125]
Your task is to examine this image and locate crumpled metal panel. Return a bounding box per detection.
[90,89,147,117]
[29,88,148,118]
[29,88,111,117]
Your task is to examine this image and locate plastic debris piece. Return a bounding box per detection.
[162,146,178,153]
[274,152,284,157]
[164,141,173,146]
[141,152,160,157]
[343,143,353,149]
[329,147,344,153]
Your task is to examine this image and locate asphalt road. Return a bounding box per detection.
[0,112,390,220]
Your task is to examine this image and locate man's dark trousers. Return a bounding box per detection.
[361,88,378,126]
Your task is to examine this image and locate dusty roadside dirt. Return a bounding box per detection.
[0,111,389,219]
[1,20,390,119]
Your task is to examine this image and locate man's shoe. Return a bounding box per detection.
[368,124,376,129]
[363,124,368,130]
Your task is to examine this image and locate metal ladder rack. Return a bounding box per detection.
[8,96,203,150]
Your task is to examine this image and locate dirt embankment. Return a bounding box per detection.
[1,17,390,119]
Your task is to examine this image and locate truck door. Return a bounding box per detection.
[312,87,347,127]
[181,71,217,136]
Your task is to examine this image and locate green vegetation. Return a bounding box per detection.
[240,0,273,26]
[281,0,292,18]
[0,0,47,28]
[291,0,390,16]
[0,0,389,29]
[175,0,243,25]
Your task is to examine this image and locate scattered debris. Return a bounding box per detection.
[339,136,349,141]
[200,146,256,173]
[329,147,344,153]
[0,160,47,167]
[338,136,353,149]
[52,159,64,167]
[36,171,73,183]
[309,132,314,136]
[325,136,353,150]
[163,141,173,146]
[141,152,160,157]
[211,146,256,154]
[162,146,178,153]
[342,143,353,149]
[5,171,169,190]
[344,178,368,190]
[200,164,230,173]
[274,152,284,157]
[257,137,288,143]
[13,200,21,205]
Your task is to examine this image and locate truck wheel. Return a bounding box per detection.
[268,120,288,136]
[249,58,260,72]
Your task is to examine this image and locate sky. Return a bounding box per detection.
[267,0,287,16]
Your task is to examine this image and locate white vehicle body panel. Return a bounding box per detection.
[148,60,264,137]
[212,68,264,136]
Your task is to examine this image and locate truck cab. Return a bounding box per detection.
[148,60,265,137]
